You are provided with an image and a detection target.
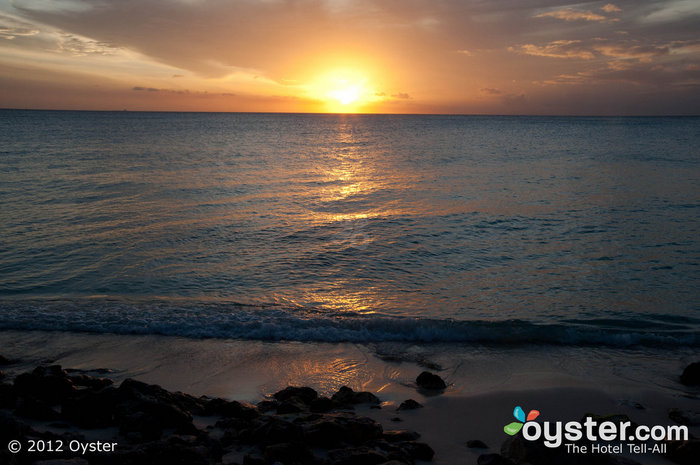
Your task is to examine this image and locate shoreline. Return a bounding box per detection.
[1,329,699,464]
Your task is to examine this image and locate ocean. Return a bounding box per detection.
[1,110,698,347]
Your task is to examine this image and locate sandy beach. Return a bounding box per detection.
[1,330,698,464]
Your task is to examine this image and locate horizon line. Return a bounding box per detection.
[1,107,699,118]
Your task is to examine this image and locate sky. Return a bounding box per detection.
[0,0,699,114]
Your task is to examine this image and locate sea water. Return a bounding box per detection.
[1,110,698,346]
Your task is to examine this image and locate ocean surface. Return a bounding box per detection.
[1,110,698,347]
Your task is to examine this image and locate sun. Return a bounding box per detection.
[308,68,382,113]
[329,83,361,105]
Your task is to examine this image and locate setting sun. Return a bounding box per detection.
[307,68,382,113]
[329,84,361,106]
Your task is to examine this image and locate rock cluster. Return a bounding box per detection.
[0,362,433,465]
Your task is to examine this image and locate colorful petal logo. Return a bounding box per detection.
[504,406,540,435]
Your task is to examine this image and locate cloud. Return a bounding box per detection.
[0,14,40,40]
[512,38,693,63]
[480,87,502,95]
[513,40,596,60]
[390,92,410,99]
[642,0,700,23]
[601,4,622,13]
[132,86,237,97]
[56,33,119,55]
[534,8,608,22]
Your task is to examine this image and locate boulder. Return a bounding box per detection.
[400,441,435,461]
[310,396,335,413]
[303,413,383,447]
[668,408,700,426]
[331,386,381,406]
[15,396,60,420]
[14,366,76,404]
[0,355,11,365]
[61,387,118,428]
[273,386,318,405]
[416,371,446,390]
[264,442,316,464]
[327,447,389,465]
[277,398,307,414]
[382,430,421,442]
[206,399,259,420]
[666,438,700,465]
[249,416,304,446]
[0,383,15,409]
[67,374,114,390]
[396,399,423,411]
[680,362,700,386]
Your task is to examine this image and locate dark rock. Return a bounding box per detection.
[500,433,641,465]
[250,416,303,446]
[112,435,219,465]
[67,373,114,390]
[273,386,318,405]
[400,441,435,461]
[382,430,421,442]
[242,455,266,465]
[277,397,307,414]
[396,399,423,411]
[304,413,383,447]
[666,438,700,465]
[213,400,259,420]
[0,410,32,442]
[477,453,517,465]
[310,396,334,413]
[14,366,76,404]
[668,408,700,426]
[331,386,381,406]
[416,371,446,390]
[118,378,205,416]
[264,442,316,464]
[468,439,489,449]
[115,378,196,436]
[61,387,118,428]
[0,355,11,365]
[390,417,403,422]
[328,448,388,465]
[15,396,60,420]
[501,433,567,465]
[680,362,700,386]
[0,383,15,409]
[256,400,279,412]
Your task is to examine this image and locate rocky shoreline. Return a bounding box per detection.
[1,356,699,465]
[1,359,437,465]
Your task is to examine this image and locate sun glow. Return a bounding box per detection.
[308,68,382,113]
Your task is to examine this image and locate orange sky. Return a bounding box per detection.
[1,0,699,114]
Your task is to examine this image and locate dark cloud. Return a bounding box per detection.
[390,92,410,99]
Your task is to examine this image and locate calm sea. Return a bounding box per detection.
[1,110,698,346]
